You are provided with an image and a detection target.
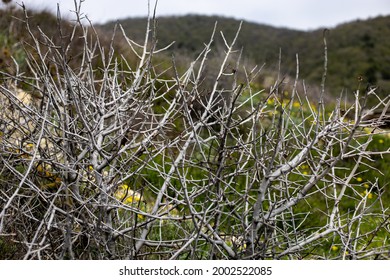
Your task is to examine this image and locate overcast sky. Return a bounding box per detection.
[13,0,390,30]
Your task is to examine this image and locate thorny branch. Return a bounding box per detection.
[0,2,389,259]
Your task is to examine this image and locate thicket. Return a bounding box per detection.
[0,2,389,259]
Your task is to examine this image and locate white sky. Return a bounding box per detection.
[12,0,390,30]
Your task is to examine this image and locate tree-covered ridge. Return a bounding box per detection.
[2,5,389,101]
[99,14,390,100]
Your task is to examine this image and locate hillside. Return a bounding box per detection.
[1,4,389,101]
[99,15,390,100]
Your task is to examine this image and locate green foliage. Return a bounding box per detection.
[99,15,390,103]
[0,236,21,259]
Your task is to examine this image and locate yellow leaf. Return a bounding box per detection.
[115,184,141,204]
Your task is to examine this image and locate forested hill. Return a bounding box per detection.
[1,3,389,99]
[98,14,390,98]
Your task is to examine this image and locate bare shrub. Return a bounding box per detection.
[0,3,389,260]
